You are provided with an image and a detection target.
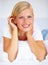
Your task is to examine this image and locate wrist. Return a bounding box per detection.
[12,29,18,38]
[26,32,31,37]
[12,29,18,34]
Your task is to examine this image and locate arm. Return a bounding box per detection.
[3,30,18,62]
[26,33,47,61]
[3,17,18,62]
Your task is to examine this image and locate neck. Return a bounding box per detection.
[18,30,27,40]
[18,28,33,40]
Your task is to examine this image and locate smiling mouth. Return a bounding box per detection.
[22,24,30,28]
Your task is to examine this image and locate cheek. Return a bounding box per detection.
[17,19,23,23]
[31,18,34,24]
[29,19,34,24]
[16,21,23,28]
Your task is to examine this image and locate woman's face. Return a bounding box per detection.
[16,8,34,32]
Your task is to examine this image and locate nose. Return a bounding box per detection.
[24,17,28,23]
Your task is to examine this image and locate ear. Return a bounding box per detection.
[13,17,17,25]
[10,15,17,24]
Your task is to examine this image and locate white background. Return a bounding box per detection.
[0,0,48,18]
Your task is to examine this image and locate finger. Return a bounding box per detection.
[8,16,17,29]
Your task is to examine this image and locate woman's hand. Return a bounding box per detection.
[26,29,47,61]
[26,29,33,39]
[8,16,17,31]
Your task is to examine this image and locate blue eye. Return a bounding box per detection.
[28,16,32,18]
[19,16,23,19]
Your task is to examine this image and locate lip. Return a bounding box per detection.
[22,24,30,28]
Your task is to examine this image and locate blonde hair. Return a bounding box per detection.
[12,1,33,16]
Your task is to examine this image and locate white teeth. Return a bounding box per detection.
[22,24,30,28]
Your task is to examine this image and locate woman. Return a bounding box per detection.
[3,1,47,62]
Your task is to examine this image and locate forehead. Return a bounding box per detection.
[17,8,33,16]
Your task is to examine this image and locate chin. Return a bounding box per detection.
[22,28,31,32]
